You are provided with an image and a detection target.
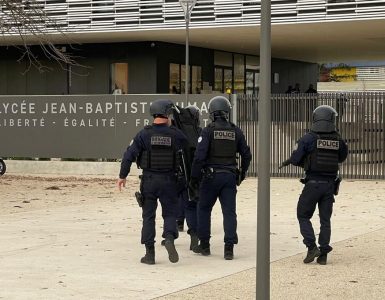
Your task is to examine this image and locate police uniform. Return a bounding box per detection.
[285,105,348,265]
[118,99,187,264]
[190,96,252,260]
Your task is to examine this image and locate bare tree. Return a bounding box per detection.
[0,0,81,73]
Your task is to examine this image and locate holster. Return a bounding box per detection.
[334,176,342,196]
[135,191,144,207]
[135,175,145,207]
[235,168,242,186]
[202,168,214,180]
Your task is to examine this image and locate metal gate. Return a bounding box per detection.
[237,93,385,179]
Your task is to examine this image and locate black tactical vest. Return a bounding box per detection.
[138,126,178,170]
[207,122,237,165]
[305,132,340,174]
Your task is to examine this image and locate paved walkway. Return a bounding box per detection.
[0,175,384,299]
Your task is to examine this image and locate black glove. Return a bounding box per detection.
[188,177,200,202]
[240,171,246,183]
[279,159,291,169]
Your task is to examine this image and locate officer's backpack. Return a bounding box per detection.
[172,106,201,183]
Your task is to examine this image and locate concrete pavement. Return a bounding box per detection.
[0,173,384,299]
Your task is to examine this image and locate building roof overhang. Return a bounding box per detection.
[2,18,385,63]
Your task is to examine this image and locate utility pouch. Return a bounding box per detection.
[334,176,342,196]
[202,167,214,180]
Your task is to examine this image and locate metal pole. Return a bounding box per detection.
[231,94,237,125]
[185,12,190,105]
[257,0,271,299]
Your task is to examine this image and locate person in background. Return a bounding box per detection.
[306,84,317,94]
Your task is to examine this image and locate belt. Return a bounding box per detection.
[140,173,176,180]
[307,180,330,184]
[213,168,235,174]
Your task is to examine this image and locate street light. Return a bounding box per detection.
[179,0,197,104]
[257,0,271,299]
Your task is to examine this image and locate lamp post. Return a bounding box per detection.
[257,0,271,299]
[179,0,196,104]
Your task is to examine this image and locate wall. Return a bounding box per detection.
[271,59,319,93]
[0,43,158,95]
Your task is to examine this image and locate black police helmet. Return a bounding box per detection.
[311,105,338,133]
[186,105,200,119]
[185,105,201,126]
[208,96,232,120]
[150,99,174,118]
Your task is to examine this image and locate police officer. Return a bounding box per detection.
[117,99,187,265]
[189,96,252,260]
[175,105,201,250]
[282,105,348,265]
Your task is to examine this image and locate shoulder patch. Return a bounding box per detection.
[198,136,203,143]
[129,139,134,146]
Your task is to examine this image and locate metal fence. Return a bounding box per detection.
[237,93,385,179]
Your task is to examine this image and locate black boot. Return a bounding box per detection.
[164,236,179,263]
[317,253,328,265]
[189,232,199,251]
[303,245,321,264]
[193,240,210,256]
[140,245,155,265]
[224,244,234,260]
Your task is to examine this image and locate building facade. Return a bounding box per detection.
[2,0,385,95]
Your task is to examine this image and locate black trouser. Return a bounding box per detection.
[178,188,198,234]
[297,180,335,254]
[198,172,238,245]
[140,174,178,246]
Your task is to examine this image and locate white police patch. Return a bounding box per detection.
[214,130,235,141]
[317,139,339,150]
[129,139,133,146]
[198,136,202,143]
[151,136,172,146]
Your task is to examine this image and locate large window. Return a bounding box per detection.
[110,63,128,94]
[234,54,245,94]
[214,51,259,94]
[169,63,180,94]
[169,63,202,94]
[246,55,260,95]
[214,67,233,93]
[192,65,202,94]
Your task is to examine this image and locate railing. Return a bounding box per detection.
[2,0,385,34]
[237,92,385,179]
